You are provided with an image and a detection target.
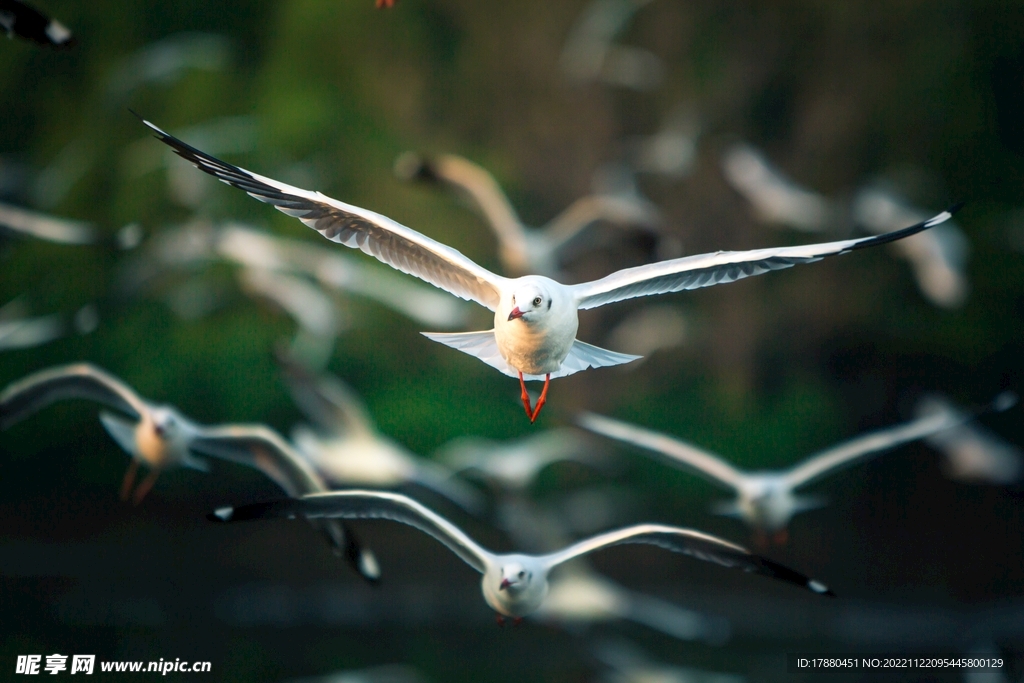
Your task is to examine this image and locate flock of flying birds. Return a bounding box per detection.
[2,1,1023,680]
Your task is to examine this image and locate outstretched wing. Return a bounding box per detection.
[190,424,380,582]
[784,409,963,488]
[209,490,492,574]
[1,363,148,429]
[577,412,746,490]
[138,117,507,310]
[570,207,960,310]
[543,524,834,596]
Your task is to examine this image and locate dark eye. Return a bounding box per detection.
[518,570,525,578]
[532,297,542,306]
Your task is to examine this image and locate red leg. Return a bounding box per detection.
[528,374,551,423]
[512,617,523,627]
[119,459,140,502]
[132,469,161,505]
[518,372,533,420]
[495,614,506,628]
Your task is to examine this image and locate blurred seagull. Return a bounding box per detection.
[209,489,835,624]
[578,409,968,543]
[915,393,1022,485]
[852,185,970,308]
[0,363,379,581]
[138,115,959,423]
[438,428,600,493]
[280,358,484,513]
[536,565,727,643]
[0,0,73,48]
[721,142,836,233]
[560,0,662,91]
[0,200,95,244]
[394,151,662,278]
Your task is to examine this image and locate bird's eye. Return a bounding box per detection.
[532,297,541,306]
[518,570,525,578]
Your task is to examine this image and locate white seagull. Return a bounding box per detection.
[394,151,662,278]
[578,409,967,543]
[138,115,959,422]
[0,363,379,581]
[915,393,1022,485]
[209,489,835,624]
[279,358,484,513]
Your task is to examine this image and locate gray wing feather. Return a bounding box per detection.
[212,490,492,573]
[139,117,505,311]
[1,363,147,429]
[571,208,958,310]
[544,524,833,596]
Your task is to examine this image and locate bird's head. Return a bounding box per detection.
[507,284,551,323]
[150,408,180,441]
[498,562,532,593]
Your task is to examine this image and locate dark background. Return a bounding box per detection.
[1,0,1023,680]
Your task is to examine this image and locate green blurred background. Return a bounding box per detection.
[1,0,1023,680]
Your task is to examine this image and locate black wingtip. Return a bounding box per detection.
[393,151,440,183]
[947,201,966,216]
[128,108,144,122]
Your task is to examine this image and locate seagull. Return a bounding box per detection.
[720,142,837,232]
[209,489,835,624]
[0,363,379,581]
[915,393,1022,485]
[578,408,968,543]
[438,427,602,493]
[852,185,970,308]
[559,0,663,91]
[0,0,74,48]
[279,357,484,513]
[137,115,960,422]
[394,151,662,278]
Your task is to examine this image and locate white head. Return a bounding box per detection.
[506,282,554,324]
[498,561,534,593]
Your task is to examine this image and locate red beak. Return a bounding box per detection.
[507,307,524,322]
[499,578,511,590]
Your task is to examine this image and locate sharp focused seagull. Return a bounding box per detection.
[578,409,967,543]
[394,151,662,278]
[137,115,959,422]
[209,490,835,622]
[0,0,74,48]
[0,363,379,582]
[279,358,484,513]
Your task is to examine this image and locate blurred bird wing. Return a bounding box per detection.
[276,355,375,437]
[1,363,148,430]
[98,411,140,456]
[577,412,746,490]
[425,154,528,255]
[0,201,94,244]
[190,423,327,496]
[542,524,833,596]
[422,331,638,380]
[570,209,958,310]
[139,117,507,311]
[542,194,661,251]
[212,490,492,573]
[784,409,963,488]
[193,423,380,582]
